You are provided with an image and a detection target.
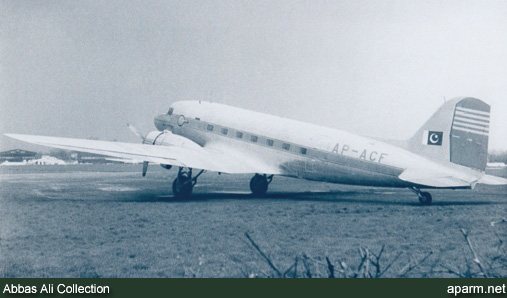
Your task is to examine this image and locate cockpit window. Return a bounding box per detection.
[167,108,174,115]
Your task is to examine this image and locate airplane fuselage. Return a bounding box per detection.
[151,101,481,188]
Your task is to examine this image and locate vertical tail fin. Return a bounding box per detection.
[407,97,490,171]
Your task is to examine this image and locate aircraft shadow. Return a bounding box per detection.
[128,191,500,206]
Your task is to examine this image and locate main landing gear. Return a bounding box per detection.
[172,167,204,199]
[410,187,432,205]
[171,170,273,199]
[250,174,273,196]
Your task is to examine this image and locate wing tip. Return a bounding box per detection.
[4,133,36,142]
[4,133,24,140]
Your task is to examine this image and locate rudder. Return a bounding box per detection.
[449,98,489,171]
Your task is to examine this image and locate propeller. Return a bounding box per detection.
[127,124,146,142]
[142,161,149,177]
[127,124,149,177]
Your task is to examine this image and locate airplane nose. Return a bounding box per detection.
[154,114,171,131]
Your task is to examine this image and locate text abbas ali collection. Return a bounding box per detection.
[3,283,110,295]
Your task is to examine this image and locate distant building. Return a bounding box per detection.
[76,152,119,164]
[487,162,506,168]
[29,156,67,165]
[0,149,37,163]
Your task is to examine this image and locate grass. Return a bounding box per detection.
[0,164,506,277]
[240,225,506,278]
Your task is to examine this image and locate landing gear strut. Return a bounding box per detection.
[410,187,432,205]
[172,168,204,199]
[250,174,273,196]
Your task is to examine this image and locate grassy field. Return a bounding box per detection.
[0,164,505,277]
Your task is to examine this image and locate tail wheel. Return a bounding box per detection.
[418,191,432,205]
[250,174,268,196]
[172,174,193,198]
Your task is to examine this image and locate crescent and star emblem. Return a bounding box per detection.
[429,133,439,144]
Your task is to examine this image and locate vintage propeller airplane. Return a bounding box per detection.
[5,97,507,205]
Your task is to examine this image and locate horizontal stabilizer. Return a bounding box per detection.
[399,168,471,188]
[477,174,507,185]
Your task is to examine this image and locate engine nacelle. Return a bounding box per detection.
[144,131,202,150]
[144,131,164,145]
[160,164,172,170]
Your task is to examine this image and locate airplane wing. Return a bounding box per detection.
[4,133,282,174]
[399,167,507,188]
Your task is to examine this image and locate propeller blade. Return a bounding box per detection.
[127,124,145,141]
[142,161,149,177]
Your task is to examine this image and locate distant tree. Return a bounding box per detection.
[49,149,72,161]
[488,150,507,164]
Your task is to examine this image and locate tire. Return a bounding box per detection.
[250,174,268,196]
[172,175,193,198]
[418,191,432,205]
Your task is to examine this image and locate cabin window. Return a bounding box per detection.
[251,135,258,142]
[300,147,307,155]
[207,124,214,131]
[221,128,228,135]
[236,131,243,138]
[267,139,274,146]
[282,143,291,150]
[167,108,174,115]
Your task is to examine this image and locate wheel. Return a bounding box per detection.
[172,175,193,198]
[418,191,432,205]
[250,174,268,196]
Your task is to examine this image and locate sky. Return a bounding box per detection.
[1,0,506,152]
